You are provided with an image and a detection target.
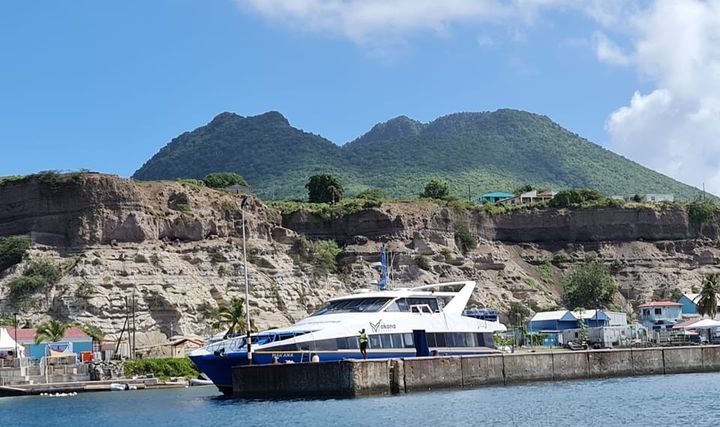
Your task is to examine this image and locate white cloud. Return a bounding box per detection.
[593,32,631,65]
[237,0,509,44]
[605,0,720,194]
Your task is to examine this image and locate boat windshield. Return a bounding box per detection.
[311,297,392,316]
[218,331,311,351]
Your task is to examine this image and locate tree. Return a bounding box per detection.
[0,235,31,272]
[507,302,530,328]
[219,297,256,337]
[563,261,618,309]
[35,319,71,344]
[514,184,533,195]
[421,178,449,199]
[697,273,720,318]
[76,323,104,344]
[305,174,343,204]
[202,172,248,188]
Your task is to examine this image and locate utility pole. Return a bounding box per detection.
[131,287,136,359]
[13,312,18,362]
[241,195,252,362]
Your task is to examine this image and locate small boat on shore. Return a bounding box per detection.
[189,378,214,386]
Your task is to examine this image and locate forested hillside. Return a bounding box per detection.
[133,109,702,200]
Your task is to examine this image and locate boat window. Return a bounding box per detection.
[369,335,381,349]
[430,333,446,347]
[336,336,359,349]
[407,298,439,312]
[477,333,494,347]
[380,334,393,348]
[311,297,393,316]
[403,333,414,348]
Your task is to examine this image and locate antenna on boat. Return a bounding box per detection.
[378,244,389,290]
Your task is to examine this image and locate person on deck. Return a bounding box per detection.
[359,329,368,359]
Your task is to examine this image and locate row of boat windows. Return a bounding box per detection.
[311,297,444,316]
[267,332,494,351]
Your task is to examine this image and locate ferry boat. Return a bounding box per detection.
[189,280,507,394]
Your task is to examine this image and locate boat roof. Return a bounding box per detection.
[329,281,474,301]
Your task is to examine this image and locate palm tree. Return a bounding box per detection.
[219,297,256,338]
[35,319,71,344]
[697,273,720,319]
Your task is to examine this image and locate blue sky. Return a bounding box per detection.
[2,1,718,192]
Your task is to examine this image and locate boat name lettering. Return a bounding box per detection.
[369,320,396,332]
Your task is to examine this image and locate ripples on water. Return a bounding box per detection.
[3,373,720,427]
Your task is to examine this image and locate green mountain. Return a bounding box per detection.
[133,109,703,200]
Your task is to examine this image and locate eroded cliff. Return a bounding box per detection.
[1,174,718,349]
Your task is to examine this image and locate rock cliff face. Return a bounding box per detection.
[0,174,719,349]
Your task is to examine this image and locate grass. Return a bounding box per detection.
[123,358,199,379]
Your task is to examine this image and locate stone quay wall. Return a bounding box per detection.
[232,346,720,398]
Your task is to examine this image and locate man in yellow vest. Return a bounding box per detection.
[359,329,368,359]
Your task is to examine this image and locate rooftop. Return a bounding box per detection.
[8,327,91,342]
[638,301,682,308]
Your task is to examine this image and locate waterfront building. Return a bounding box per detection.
[678,293,720,318]
[638,301,683,330]
[477,192,514,204]
[496,190,557,206]
[8,327,92,361]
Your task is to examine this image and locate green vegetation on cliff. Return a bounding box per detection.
[132,109,703,201]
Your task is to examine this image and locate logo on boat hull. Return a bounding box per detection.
[369,319,396,332]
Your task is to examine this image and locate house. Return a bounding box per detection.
[638,301,683,330]
[477,192,514,204]
[571,310,611,328]
[169,336,205,358]
[8,327,92,361]
[497,190,557,206]
[645,194,674,203]
[528,309,619,347]
[528,310,577,332]
[678,293,720,318]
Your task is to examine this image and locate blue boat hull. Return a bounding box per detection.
[189,348,498,395]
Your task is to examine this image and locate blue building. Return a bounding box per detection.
[477,192,514,204]
[572,309,611,328]
[528,309,612,346]
[678,293,720,317]
[638,301,683,330]
[11,327,93,361]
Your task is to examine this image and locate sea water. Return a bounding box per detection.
[3,372,720,427]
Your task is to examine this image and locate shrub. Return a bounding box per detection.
[203,172,247,189]
[176,178,205,187]
[6,258,63,300]
[549,189,605,208]
[6,275,46,299]
[312,240,343,276]
[454,225,477,254]
[0,235,31,272]
[291,237,343,276]
[356,188,386,201]
[210,251,228,264]
[688,200,718,225]
[414,255,431,271]
[75,281,98,299]
[123,358,199,379]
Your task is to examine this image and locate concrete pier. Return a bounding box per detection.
[232,345,720,398]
